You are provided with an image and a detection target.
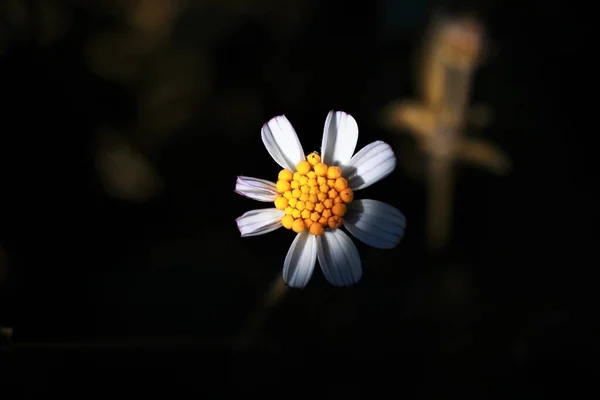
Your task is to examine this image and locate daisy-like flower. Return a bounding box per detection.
[235,111,406,288]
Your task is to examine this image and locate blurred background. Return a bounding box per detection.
[0,0,595,395]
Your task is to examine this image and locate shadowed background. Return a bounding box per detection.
[0,0,594,395]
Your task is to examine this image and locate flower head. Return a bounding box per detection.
[235,111,406,288]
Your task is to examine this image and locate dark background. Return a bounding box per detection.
[0,0,595,395]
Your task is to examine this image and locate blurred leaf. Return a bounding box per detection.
[85,30,161,83]
[0,0,28,49]
[95,130,163,202]
[131,0,179,35]
[0,326,13,348]
[36,1,70,45]
[134,49,211,146]
[0,0,69,47]
[136,48,211,99]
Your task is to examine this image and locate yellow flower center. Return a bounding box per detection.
[273,152,354,235]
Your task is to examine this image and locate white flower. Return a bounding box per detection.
[235,111,406,288]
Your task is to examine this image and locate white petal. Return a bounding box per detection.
[283,231,317,289]
[321,111,359,166]
[235,176,278,202]
[342,141,396,191]
[261,116,305,170]
[236,208,284,237]
[344,199,406,249]
[317,229,362,287]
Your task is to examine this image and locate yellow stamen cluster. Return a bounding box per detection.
[274,152,354,236]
